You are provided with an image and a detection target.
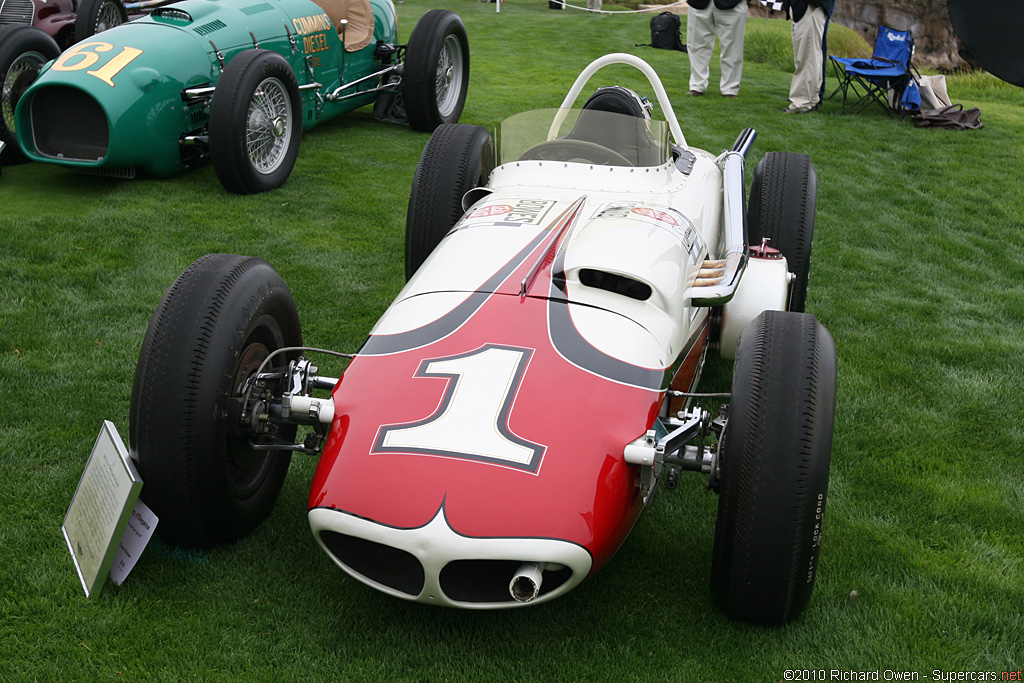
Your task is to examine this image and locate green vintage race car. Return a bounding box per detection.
[3,0,468,192]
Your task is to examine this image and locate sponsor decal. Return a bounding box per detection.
[466,204,514,219]
[595,202,683,228]
[631,206,678,226]
[504,199,555,225]
[593,202,701,261]
[303,32,330,54]
[477,199,556,226]
[292,13,333,55]
[292,13,333,34]
[462,200,557,227]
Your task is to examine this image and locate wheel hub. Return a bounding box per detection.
[272,115,286,138]
[231,342,271,471]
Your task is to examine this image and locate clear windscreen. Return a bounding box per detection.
[495,109,670,168]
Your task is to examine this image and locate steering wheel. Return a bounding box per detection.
[519,139,634,167]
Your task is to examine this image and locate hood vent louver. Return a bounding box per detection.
[240,3,275,14]
[193,19,227,36]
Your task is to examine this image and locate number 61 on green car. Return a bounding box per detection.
[3,0,469,193]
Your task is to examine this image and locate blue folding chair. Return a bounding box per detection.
[829,26,915,118]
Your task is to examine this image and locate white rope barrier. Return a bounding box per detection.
[493,0,688,15]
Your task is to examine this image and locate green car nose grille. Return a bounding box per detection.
[0,0,33,25]
[30,86,109,162]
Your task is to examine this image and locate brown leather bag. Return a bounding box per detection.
[911,104,984,130]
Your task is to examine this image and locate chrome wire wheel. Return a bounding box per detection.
[2,51,45,135]
[209,50,301,194]
[402,10,469,131]
[0,26,60,163]
[246,77,293,175]
[434,34,464,119]
[94,0,125,32]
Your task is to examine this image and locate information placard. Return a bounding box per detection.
[109,498,158,586]
[62,421,142,598]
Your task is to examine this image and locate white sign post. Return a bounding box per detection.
[62,421,144,598]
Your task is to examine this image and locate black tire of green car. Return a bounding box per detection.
[405,123,493,280]
[0,25,60,165]
[130,254,303,549]
[710,310,837,625]
[746,151,817,312]
[74,0,128,42]
[209,50,302,195]
[402,9,470,132]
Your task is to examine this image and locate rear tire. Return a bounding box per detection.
[746,152,817,312]
[403,10,469,132]
[710,310,837,625]
[130,254,303,548]
[210,50,302,195]
[74,0,127,41]
[405,123,492,279]
[0,25,60,165]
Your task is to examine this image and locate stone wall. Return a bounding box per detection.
[748,0,962,70]
[831,0,960,70]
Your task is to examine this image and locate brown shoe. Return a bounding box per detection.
[722,94,738,98]
[687,90,705,96]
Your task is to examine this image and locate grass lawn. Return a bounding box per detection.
[1,1,1022,680]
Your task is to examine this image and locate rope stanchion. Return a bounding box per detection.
[541,0,687,15]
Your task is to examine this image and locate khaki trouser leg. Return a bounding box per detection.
[687,6,715,94]
[789,7,826,110]
[718,3,747,96]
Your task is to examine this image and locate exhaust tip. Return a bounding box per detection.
[509,562,544,603]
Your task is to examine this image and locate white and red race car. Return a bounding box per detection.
[129,54,837,625]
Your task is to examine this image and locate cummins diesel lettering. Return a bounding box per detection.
[290,13,333,54]
[303,32,329,54]
[292,13,333,34]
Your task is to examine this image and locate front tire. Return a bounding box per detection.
[130,254,303,548]
[74,0,128,41]
[405,123,492,279]
[746,152,817,312]
[403,10,469,132]
[210,50,302,195]
[0,26,60,165]
[710,310,837,625]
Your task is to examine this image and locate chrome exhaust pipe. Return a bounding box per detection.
[509,562,544,603]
